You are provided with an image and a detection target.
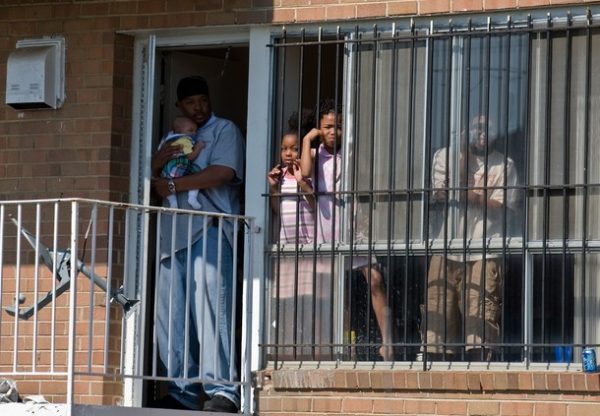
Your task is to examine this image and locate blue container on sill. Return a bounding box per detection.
[582,348,597,373]
[554,346,573,363]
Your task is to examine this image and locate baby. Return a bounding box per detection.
[159,116,204,209]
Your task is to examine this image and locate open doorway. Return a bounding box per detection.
[157,46,249,140]
[144,43,250,408]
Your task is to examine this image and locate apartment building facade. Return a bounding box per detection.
[1,1,600,415]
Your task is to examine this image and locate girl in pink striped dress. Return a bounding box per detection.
[268,130,317,358]
[268,132,315,244]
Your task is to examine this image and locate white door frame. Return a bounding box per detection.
[126,25,272,410]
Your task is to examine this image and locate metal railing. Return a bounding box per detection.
[0,198,254,413]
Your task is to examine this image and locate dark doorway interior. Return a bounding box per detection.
[144,44,250,407]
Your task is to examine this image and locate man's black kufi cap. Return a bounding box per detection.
[177,76,210,101]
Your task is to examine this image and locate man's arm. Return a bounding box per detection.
[153,165,235,198]
[470,159,517,212]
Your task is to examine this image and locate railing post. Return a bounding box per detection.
[242,218,257,416]
[66,200,79,413]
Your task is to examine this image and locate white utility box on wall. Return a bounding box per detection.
[5,36,65,109]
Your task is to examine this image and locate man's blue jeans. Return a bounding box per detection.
[156,225,239,409]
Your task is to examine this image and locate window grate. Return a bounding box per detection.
[263,8,600,368]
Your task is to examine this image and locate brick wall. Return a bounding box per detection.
[257,369,600,415]
[0,5,134,202]
[0,2,594,199]
[0,265,125,405]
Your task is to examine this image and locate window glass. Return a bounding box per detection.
[266,22,600,364]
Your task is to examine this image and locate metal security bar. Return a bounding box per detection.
[0,198,254,414]
[264,8,600,369]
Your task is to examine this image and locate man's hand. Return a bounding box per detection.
[151,177,172,198]
[467,189,484,205]
[152,143,182,177]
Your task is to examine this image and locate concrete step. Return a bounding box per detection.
[74,404,239,416]
[0,403,240,416]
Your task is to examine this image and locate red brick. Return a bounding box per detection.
[452,0,484,11]
[138,0,165,14]
[453,372,469,391]
[36,19,64,33]
[479,372,498,392]
[468,373,482,390]
[532,373,546,390]
[437,400,468,415]
[420,0,451,14]
[281,0,310,5]
[469,400,500,415]
[559,373,574,391]
[566,403,600,416]
[109,1,138,15]
[380,371,395,389]
[357,370,371,388]
[342,397,373,413]
[164,13,195,27]
[271,8,296,23]
[370,371,384,389]
[431,372,444,389]
[388,1,418,15]
[7,5,53,20]
[258,394,283,412]
[405,399,436,414]
[393,371,407,389]
[165,0,195,13]
[195,0,224,11]
[235,10,268,24]
[334,370,347,388]
[357,2,387,18]
[346,370,359,388]
[205,12,236,25]
[518,373,533,391]
[418,371,432,389]
[224,0,253,8]
[326,5,356,20]
[281,397,311,412]
[79,2,110,16]
[546,373,560,391]
[254,0,280,6]
[501,402,534,416]
[573,373,587,391]
[535,402,567,416]
[519,0,551,5]
[406,372,419,389]
[484,0,518,8]
[296,7,325,22]
[373,398,405,414]
[313,397,342,413]
[586,373,600,391]
[52,4,81,18]
[507,372,519,390]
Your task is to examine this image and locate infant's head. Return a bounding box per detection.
[172,116,198,135]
